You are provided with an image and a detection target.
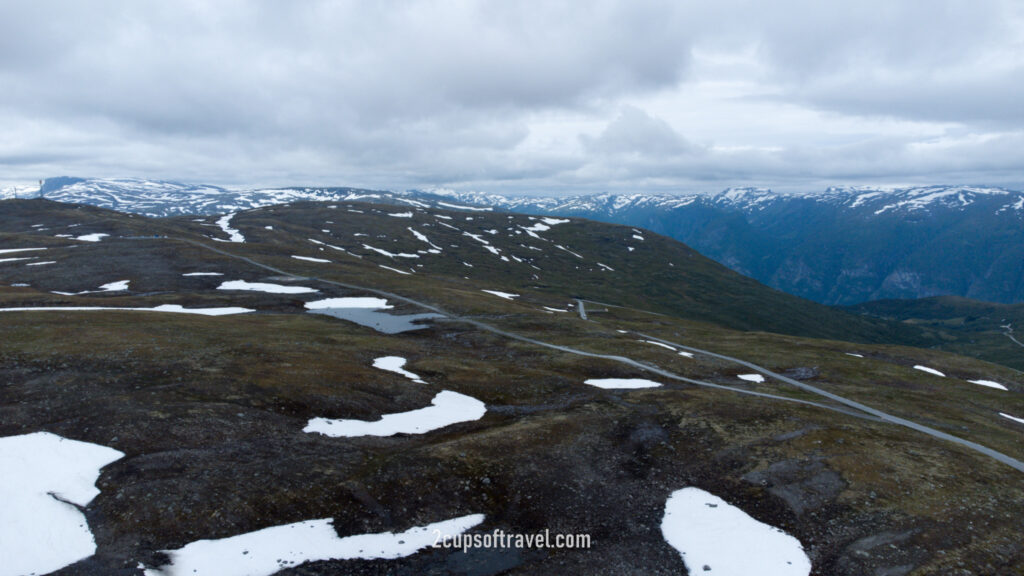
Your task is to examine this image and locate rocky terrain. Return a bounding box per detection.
[1,198,1022,575]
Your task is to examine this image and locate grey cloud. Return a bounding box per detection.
[560,128,1024,193]
[713,1,1024,126]
[0,0,699,190]
[1,1,1023,192]
[582,107,698,158]
[791,73,1024,127]
[1,1,694,126]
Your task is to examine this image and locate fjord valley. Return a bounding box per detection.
[1,193,1022,575]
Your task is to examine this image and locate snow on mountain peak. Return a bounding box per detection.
[0,183,39,200]
[19,177,1024,219]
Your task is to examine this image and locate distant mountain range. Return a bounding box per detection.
[469,185,1024,306]
[19,177,1024,305]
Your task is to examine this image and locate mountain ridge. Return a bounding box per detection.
[15,176,1024,217]
[14,177,1024,306]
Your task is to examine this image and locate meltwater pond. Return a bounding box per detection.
[307,307,444,334]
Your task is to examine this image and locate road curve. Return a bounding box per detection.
[156,237,1024,474]
[639,332,1024,474]
[174,237,875,419]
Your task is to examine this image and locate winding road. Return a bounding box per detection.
[1002,324,1024,349]
[138,236,1024,474]
[639,333,1024,474]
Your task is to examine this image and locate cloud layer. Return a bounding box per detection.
[1,0,1022,192]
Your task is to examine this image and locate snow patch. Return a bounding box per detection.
[144,514,485,576]
[309,238,362,259]
[0,247,47,255]
[0,305,254,316]
[218,280,318,294]
[305,391,486,437]
[363,244,419,259]
[642,340,675,351]
[737,374,765,383]
[482,290,519,300]
[98,280,129,291]
[437,201,492,211]
[554,244,583,259]
[304,297,392,310]
[0,432,124,576]
[182,272,223,276]
[999,413,1024,425]
[661,487,811,576]
[394,197,429,208]
[967,380,1009,391]
[215,213,245,242]
[373,356,425,384]
[913,365,946,377]
[584,378,662,389]
[55,280,131,295]
[292,255,331,263]
[75,233,109,242]
[408,227,443,251]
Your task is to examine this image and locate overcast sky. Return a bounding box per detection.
[2,0,1023,194]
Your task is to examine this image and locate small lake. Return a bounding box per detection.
[308,308,444,333]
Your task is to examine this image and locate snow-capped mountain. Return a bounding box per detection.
[413,185,1024,305]
[29,177,1024,219]
[420,184,1024,216]
[34,177,399,217]
[0,182,39,200]
[24,177,1024,305]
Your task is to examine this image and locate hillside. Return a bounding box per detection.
[1,199,1023,575]
[847,296,1024,371]
[409,185,1024,307]
[25,178,1024,307]
[1,196,922,345]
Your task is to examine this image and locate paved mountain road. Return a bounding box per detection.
[139,236,1024,474]
[639,332,1024,474]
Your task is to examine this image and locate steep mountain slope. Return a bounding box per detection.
[411,185,1024,306]
[168,200,925,345]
